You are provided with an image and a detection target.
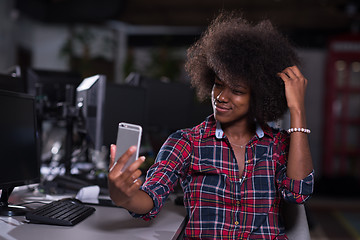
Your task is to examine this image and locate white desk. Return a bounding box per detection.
[0,191,187,240]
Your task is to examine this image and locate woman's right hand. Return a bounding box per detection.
[107,144,145,207]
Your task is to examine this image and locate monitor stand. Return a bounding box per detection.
[0,187,29,216]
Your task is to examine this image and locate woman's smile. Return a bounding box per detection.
[213,100,231,113]
[211,78,251,124]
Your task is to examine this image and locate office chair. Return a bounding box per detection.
[282,202,311,240]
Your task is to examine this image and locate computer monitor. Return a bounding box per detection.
[102,83,147,148]
[126,74,211,153]
[76,75,106,152]
[127,75,198,132]
[26,68,82,119]
[26,68,82,173]
[0,90,40,216]
[0,73,26,93]
[76,75,147,152]
[146,80,194,132]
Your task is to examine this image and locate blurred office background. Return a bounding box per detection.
[0,0,360,239]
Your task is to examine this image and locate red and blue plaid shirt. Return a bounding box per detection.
[135,115,314,239]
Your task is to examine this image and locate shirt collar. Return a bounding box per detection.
[215,121,223,139]
[256,125,265,138]
[214,120,265,139]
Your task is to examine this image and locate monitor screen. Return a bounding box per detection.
[0,90,40,215]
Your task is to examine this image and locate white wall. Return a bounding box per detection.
[30,23,70,70]
[298,49,327,177]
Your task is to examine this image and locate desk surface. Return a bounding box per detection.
[0,191,187,240]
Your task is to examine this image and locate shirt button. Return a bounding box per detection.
[236,201,240,205]
[234,221,239,225]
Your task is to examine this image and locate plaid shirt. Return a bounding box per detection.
[135,115,314,239]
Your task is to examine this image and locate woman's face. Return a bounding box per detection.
[211,77,251,125]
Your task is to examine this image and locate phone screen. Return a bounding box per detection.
[113,122,142,171]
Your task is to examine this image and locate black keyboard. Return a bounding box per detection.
[26,198,96,226]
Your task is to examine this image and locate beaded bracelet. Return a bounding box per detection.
[287,127,311,134]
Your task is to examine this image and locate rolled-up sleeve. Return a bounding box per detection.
[275,130,315,204]
[279,170,314,203]
[130,186,162,220]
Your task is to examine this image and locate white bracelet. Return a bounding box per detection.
[287,127,311,134]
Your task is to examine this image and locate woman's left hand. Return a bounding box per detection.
[278,65,308,112]
[278,66,313,180]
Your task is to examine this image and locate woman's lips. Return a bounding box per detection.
[214,103,231,113]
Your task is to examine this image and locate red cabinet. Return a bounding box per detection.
[323,34,360,177]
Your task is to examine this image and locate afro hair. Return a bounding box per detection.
[185,11,300,125]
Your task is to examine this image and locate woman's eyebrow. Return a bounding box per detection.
[233,84,248,90]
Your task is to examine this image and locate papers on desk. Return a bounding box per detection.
[22,194,74,203]
[22,185,100,204]
[75,185,100,204]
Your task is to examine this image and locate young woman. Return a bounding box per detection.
[108,11,314,239]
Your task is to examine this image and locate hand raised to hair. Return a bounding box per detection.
[278,65,308,112]
[107,144,145,207]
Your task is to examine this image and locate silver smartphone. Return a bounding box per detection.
[114,122,142,171]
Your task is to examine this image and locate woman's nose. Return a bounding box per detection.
[216,89,229,102]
